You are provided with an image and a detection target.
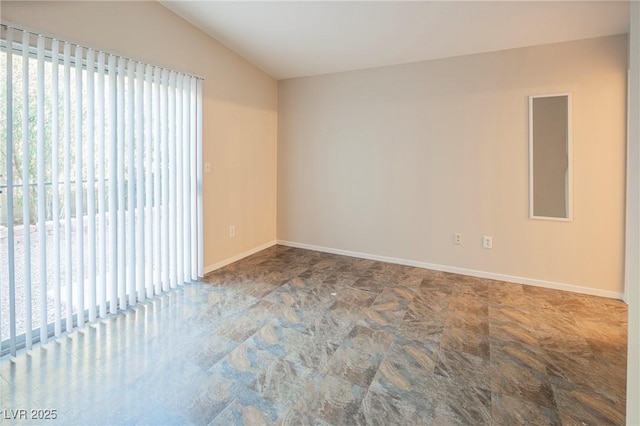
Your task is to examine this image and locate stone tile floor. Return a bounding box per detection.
[0,245,628,425]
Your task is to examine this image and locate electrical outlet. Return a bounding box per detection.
[229,226,235,237]
[483,236,493,249]
[453,233,462,245]
[204,162,211,173]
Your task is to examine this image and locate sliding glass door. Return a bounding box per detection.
[0,25,203,356]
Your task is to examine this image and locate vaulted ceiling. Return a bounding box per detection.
[161,1,629,80]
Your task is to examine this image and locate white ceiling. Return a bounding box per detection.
[160,1,630,80]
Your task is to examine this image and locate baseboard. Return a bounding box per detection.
[203,240,277,275]
[277,240,624,300]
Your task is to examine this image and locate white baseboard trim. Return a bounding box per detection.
[203,240,277,275]
[277,240,624,300]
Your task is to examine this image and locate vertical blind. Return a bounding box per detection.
[0,24,203,357]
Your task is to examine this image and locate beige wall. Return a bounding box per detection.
[278,35,627,296]
[1,1,278,271]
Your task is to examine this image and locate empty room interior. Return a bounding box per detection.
[0,1,639,425]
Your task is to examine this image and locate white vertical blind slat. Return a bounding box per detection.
[144,65,154,299]
[36,36,48,343]
[22,30,33,349]
[135,62,145,302]
[97,51,107,319]
[160,70,169,292]
[168,72,177,289]
[108,54,118,315]
[63,42,73,332]
[6,28,17,355]
[183,76,192,283]
[176,74,184,286]
[190,78,197,280]
[127,60,136,307]
[0,30,3,350]
[152,68,161,296]
[86,49,97,323]
[51,39,62,337]
[117,57,126,310]
[197,79,203,278]
[74,45,85,328]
